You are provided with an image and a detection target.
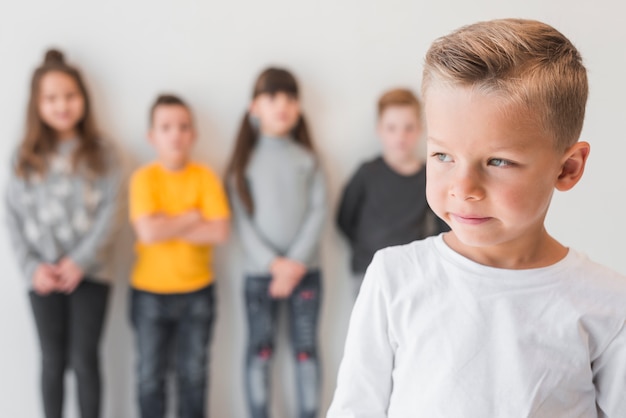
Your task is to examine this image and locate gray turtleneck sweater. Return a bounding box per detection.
[5,139,122,287]
[229,135,327,275]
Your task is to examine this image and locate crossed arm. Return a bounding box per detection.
[133,210,230,245]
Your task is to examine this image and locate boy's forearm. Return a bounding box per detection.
[134,213,199,243]
[180,219,230,245]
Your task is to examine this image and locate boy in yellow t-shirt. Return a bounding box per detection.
[129,94,230,418]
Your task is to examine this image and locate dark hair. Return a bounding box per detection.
[149,94,190,126]
[16,49,106,179]
[226,67,315,214]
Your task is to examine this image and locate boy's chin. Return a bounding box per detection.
[160,154,189,169]
[445,229,502,251]
[385,148,416,159]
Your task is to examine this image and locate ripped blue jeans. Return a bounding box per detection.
[244,270,322,418]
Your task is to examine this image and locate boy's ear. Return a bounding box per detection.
[555,141,590,191]
[376,120,383,137]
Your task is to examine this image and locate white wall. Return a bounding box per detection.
[1,0,624,417]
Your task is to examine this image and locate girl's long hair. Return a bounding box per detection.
[16,49,106,179]
[226,67,315,214]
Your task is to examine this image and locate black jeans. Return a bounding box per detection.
[244,270,322,418]
[131,285,215,418]
[29,279,110,418]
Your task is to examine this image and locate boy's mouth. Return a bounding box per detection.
[451,213,492,225]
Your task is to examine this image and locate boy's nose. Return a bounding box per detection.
[449,167,485,201]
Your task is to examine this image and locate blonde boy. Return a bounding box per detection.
[129,95,230,418]
[328,19,626,417]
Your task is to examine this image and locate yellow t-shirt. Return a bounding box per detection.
[129,161,230,293]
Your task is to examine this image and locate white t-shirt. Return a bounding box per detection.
[328,235,626,418]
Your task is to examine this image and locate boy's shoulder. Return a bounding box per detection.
[346,155,384,184]
[186,162,224,188]
[356,155,385,174]
[374,235,436,262]
[130,161,160,183]
[366,236,441,295]
[369,237,626,311]
[563,249,626,307]
[186,160,219,176]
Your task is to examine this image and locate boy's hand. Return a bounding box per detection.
[181,210,202,226]
[180,218,230,245]
[56,258,84,294]
[269,258,307,298]
[32,264,60,296]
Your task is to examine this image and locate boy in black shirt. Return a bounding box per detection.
[337,89,448,294]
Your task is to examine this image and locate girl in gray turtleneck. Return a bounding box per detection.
[227,68,326,418]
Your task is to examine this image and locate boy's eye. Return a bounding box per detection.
[433,153,453,162]
[488,158,513,167]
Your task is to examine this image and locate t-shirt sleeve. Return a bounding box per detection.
[327,251,394,417]
[129,169,158,221]
[200,168,230,220]
[592,320,626,417]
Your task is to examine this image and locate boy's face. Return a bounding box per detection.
[424,86,587,266]
[377,105,421,160]
[149,104,195,169]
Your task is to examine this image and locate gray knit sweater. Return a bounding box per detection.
[229,135,327,275]
[5,139,122,287]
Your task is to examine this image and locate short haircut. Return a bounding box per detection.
[377,88,422,119]
[422,18,588,151]
[149,94,190,125]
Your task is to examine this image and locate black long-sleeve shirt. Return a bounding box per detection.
[337,156,449,274]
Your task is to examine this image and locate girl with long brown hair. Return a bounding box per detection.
[227,67,327,418]
[5,49,121,418]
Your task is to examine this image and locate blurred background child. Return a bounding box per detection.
[129,95,230,418]
[5,49,122,418]
[227,67,327,418]
[337,88,448,295]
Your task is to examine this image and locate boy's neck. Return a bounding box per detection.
[382,153,422,176]
[157,157,189,172]
[443,229,568,270]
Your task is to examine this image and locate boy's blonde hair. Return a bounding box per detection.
[378,88,422,120]
[422,18,587,151]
